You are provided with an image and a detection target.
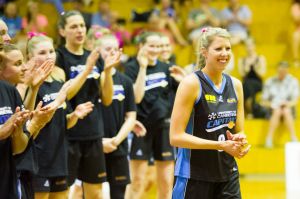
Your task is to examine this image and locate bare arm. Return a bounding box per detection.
[100,49,122,106]
[67,49,100,100]
[112,111,136,146]
[67,102,94,129]
[133,46,148,103]
[23,59,54,110]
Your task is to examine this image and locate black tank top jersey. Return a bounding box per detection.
[56,46,105,140]
[0,80,21,199]
[175,71,238,182]
[101,71,136,156]
[34,80,70,177]
[124,59,175,127]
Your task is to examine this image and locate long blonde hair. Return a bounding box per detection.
[195,27,231,70]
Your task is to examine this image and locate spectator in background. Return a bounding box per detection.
[151,0,188,46]
[74,0,93,30]
[186,0,220,43]
[221,0,252,45]
[91,0,111,28]
[153,0,176,20]
[238,38,266,118]
[262,61,299,148]
[109,11,131,48]
[291,0,300,67]
[1,2,22,39]
[22,1,48,33]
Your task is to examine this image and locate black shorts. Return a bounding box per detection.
[33,176,68,192]
[105,155,130,185]
[18,171,34,199]
[172,171,241,199]
[68,139,106,185]
[130,123,175,161]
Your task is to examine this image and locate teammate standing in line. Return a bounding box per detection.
[0,43,66,199]
[125,32,185,199]
[26,34,96,199]
[56,10,120,199]
[170,27,250,199]
[97,34,137,199]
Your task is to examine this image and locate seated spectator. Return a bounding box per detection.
[91,0,111,28]
[22,1,48,33]
[186,0,220,42]
[221,0,252,45]
[151,0,188,46]
[0,2,22,39]
[153,0,176,20]
[291,0,300,67]
[108,11,131,48]
[238,38,266,117]
[262,61,299,148]
[73,0,92,30]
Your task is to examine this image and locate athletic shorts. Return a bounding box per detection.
[130,122,175,161]
[33,176,68,192]
[105,155,130,185]
[68,139,106,185]
[172,171,241,199]
[18,171,34,199]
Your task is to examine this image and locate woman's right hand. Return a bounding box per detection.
[221,140,251,159]
[137,46,148,68]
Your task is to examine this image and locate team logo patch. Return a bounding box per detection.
[227,98,237,103]
[145,72,168,91]
[205,94,217,103]
[228,121,235,129]
[112,85,125,101]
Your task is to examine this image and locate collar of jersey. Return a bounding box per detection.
[202,72,226,95]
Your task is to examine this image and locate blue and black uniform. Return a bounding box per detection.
[125,59,175,161]
[101,70,136,199]
[56,46,107,184]
[173,71,241,199]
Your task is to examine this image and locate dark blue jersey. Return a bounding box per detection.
[175,71,238,182]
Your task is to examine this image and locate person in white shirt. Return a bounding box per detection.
[262,61,299,148]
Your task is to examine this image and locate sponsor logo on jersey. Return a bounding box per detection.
[0,106,13,125]
[218,95,223,102]
[112,85,125,101]
[227,98,237,103]
[115,176,127,181]
[206,111,236,132]
[136,149,143,156]
[205,94,217,103]
[70,65,100,79]
[44,180,50,187]
[145,72,168,91]
[162,152,172,157]
[42,93,66,109]
[98,172,107,178]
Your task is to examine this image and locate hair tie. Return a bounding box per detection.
[94,31,103,39]
[201,27,208,33]
[27,32,46,40]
